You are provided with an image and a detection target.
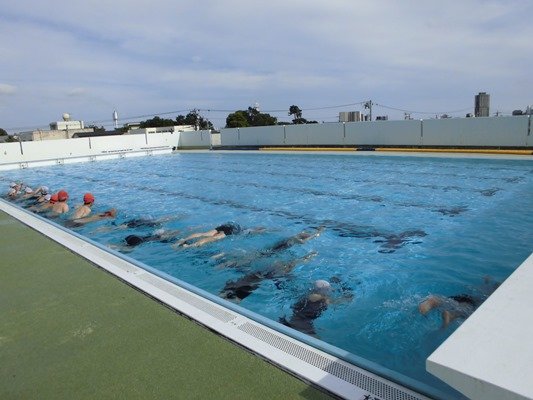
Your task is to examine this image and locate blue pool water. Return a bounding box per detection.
[3,152,533,398]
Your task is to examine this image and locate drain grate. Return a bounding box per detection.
[139,273,237,323]
[239,322,424,400]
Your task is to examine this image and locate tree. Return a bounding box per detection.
[139,116,175,128]
[288,105,310,124]
[246,107,277,126]
[138,112,213,130]
[226,111,250,128]
[225,108,277,128]
[176,110,213,130]
[0,128,7,136]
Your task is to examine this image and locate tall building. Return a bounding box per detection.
[339,111,361,122]
[475,92,490,117]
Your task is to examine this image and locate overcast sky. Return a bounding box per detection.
[0,0,531,132]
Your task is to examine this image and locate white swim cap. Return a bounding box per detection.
[314,280,331,291]
[41,186,49,194]
[44,194,52,201]
[25,187,33,193]
[9,182,16,188]
[154,229,165,236]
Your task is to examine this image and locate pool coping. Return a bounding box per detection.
[0,198,435,400]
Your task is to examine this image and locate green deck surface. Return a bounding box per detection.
[0,211,333,400]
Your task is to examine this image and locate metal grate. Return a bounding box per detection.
[139,273,237,323]
[239,322,424,400]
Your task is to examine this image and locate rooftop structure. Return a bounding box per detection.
[474,92,490,117]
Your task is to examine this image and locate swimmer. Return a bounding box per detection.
[7,183,20,199]
[91,215,180,233]
[51,190,69,214]
[20,186,35,200]
[32,186,50,203]
[220,252,317,303]
[217,226,324,270]
[71,193,95,220]
[28,194,53,211]
[175,222,250,248]
[267,226,325,253]
[419,277,499,328]
[68,208,117,227]
[280,279,353,336]
[111,229,182,251]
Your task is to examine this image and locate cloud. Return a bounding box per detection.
[0,84,17,95]
[0,0,531,128]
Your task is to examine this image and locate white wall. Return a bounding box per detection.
[0,132,181,170]
[0,142,24,164]
[178,130,212,148]
[285,124,344,146]
[422,116,529,147]
[345,120,422,146]
[219,128,240,147]
[218,116,531,149]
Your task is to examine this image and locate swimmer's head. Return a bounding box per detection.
[57,190,69,201]
[83,192,95,205]
[153,228,165,236]
[216,222,241,236]
[314,279,331,294]
[44,194,51,202]
[25,187,33,194]
[50,193,59,204]
[40,186,49,195]
[125,235,144,247]
[9,182,16,188]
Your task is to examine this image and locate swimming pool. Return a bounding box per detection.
[3,152,533,399]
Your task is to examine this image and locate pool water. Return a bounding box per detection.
[3,152,533,398]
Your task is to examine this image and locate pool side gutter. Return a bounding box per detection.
[0,199,435,400]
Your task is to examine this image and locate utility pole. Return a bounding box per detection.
[364,100,373,121]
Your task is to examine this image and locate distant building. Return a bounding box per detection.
[375,116,389,121]
[17,113,93,141]
[475,92,490,117]
[339,111,361,122]
[127,125,196,135]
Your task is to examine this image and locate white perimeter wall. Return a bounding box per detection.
[219,116,532,148]
[0,132,182,170]
[178,130,212,148]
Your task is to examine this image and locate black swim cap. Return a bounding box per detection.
[125,235,144,247]
[216,222,242,236]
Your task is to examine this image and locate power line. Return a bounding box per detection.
[4,100,481,131]
[375,103,472,115]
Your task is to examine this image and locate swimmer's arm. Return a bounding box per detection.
[72,212,115,225]
[182,230,217,241]
[190,233,225,247]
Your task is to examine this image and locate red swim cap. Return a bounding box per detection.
[50,193,59,204]
[57,190,69,201]
[83,193,95,204]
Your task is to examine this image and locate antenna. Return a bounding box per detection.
[113,110,118,129]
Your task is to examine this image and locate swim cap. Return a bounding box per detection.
[83,193,95,204]
[314,280,331,293]
[25,187,33,193]
[50,193,59,203]
[44,194,52,202]
[57,190,69,201]
[9,182,16,188]
[216,222,242,236]
[41,186,49,194]
[125,235,144,247]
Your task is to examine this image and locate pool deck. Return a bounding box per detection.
[0,210,333,400]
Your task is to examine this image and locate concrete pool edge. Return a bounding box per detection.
[0,199,436,400]
[427,252,533,399]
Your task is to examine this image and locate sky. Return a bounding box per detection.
[0,0,532,132]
